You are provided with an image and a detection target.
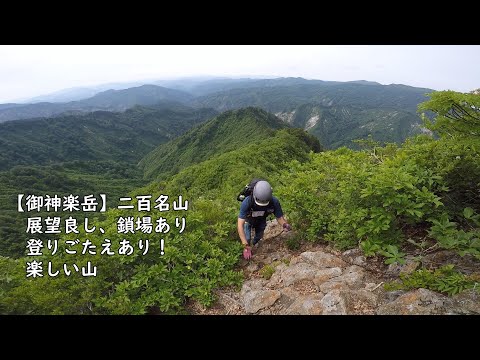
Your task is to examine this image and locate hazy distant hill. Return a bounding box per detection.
[0,103,24,111]
[21,87,99,103]
[0,85,193,122]
[18,81,149,103]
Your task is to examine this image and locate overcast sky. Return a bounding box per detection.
[0,45,478,103]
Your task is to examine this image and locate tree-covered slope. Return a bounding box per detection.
[0,160,148,257]
[195,82,431,114]
[139,107,288,180]
[193,82,432,148]
[0,104,217,170]
[277,103,428,148]
[0,126,321,314]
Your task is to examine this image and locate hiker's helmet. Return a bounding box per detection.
[253,180,273,206]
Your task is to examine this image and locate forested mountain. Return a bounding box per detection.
[194,82,430,113]
[193,82,432,148]
[0,85,193,122]
[0,104,216,170]
[139,107,288,180]
[276,103,428,148]
[0,78,435,148]
[0,103,217,257]
[0,89,479,315]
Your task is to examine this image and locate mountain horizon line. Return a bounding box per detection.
[4,75,437,105]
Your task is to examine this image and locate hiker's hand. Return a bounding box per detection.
[283,223,292,232]
[243,246,252,260]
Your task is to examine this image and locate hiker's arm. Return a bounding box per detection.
[277,216,292,231]
[274,198,291,231]
[237,218,249,247]
[273,198,286,225]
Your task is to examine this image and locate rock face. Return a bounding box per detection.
[299,251,347,268]
[286,293,325,315]
[281,262,319,286]
[386,257,420,276]
[320,290,348,315]
[239,249,382,315]
[377,288,452,315]
[243,290,281,314]
[377,288,480,315]
[450,290,480,314]
[235,238,478,315]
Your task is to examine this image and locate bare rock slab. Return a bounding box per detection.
[285,293,325,315]
[300,251,347,269]
[377,288,452,315]
[281,262,319,286]
[243,290,281,314]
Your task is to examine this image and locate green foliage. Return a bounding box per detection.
[0,118,320,314]
[273,90,480,263]
[259,260,289,280]
[275,145,444,253]
[161,128,320,199]
[385,265,480,296]
[0,199,244,314]
[400,135,480,214]
[285,236,301,251]
[260,262,279,280]
[419,90,480,139]
[0,160,148,258]
[139,107,289,180]
[0,105,216,170]
[96,201,244,314]
[428,211,480,260]
[379,245,406,265]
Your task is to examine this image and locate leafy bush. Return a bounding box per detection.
[273,89,480,263]
[0,200,244,315]
[428,208,480,260]
[385,265,480,296]
[275,144,444,259]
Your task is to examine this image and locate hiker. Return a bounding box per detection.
[237,180,291,260]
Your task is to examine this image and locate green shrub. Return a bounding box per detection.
[385,265,480,296]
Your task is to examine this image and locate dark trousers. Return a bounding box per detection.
[244,219,267,246]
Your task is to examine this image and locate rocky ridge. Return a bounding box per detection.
[188,220,479,315]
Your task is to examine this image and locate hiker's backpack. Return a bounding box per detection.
[237,178,263,202]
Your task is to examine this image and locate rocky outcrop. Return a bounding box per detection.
[238,248,479,315]
[239,249,381,314]
[194,221,479,315]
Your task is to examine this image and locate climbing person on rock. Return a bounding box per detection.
[237,179,291,260]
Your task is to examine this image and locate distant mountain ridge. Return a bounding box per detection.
[194,81,431,114]
[0,77,435,149]
[0,85,193,122]
[0,77,433,122]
